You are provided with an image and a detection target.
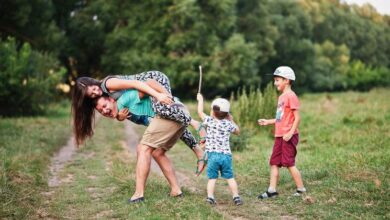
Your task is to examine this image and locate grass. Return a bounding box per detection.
[170,88,390,219]
[0,101,71,219]
[1,89,389,219]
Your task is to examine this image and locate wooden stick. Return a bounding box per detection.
[198,65,202,93]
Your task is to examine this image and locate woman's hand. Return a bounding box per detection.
[117,108,129,121]
[156,93,173,105]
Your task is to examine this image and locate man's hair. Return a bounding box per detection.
[212,106,229,120]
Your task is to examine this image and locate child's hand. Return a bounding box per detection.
[197,93,203,102]
[117,108,129,121]
[257,119,268,126]
[227,113,233,121]
[283,132,293,142]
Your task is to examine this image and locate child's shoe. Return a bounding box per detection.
[233,196,243,206]
[257,191,278,199]
[206,197,217,205]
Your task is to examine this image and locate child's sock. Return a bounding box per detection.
[297,187,306,192]
[268,187,276,193]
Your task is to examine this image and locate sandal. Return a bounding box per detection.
[194,123,206,144]
[257,191,279,199]
[195,152,208,176]
[233,196,243,206]
[206,197,217,205]
[128,197,145,204]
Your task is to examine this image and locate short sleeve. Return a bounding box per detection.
[203,116,212,124]
[289,93,300,110]
[100,75,117,94]
[227,121,237,133]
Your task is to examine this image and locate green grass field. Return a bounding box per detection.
[1,89,389,219]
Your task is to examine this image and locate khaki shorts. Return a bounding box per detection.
[140,117,185,151]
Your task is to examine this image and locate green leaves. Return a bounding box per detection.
[0,37,65,116]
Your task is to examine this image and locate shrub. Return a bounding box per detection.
[230,82,277,136]
[0,37,66,116]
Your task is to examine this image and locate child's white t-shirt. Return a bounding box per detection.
[203,116,237,155]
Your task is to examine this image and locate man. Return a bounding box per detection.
[129,116,185,203]
[94,95,186,203]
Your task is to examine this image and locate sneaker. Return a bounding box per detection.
[257,191,278,199]
[206,197,217,205]
[233,196,243,206]
[292,190,306,197]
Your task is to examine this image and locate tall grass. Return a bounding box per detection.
[228,82,277,151]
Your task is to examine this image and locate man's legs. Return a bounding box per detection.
[131,144,154,200]
[152,148,182,196]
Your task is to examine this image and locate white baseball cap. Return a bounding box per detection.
[211,98,230,112]
[273,66,296,81]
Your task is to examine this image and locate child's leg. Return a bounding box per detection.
[287,166,305,190]
[269,165,279,192]
[207,179,217,198]
[226,178,239,198]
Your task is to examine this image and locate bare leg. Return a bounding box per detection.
[152,148,182,196]
[131,144,153,200]
[227,178,239,197]
[288,166,304,189]
[207,179,217,198]
[269,165,279,190]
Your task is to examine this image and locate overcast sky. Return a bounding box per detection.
[342,0,390,15]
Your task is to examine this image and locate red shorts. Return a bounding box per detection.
[269,134,299,167]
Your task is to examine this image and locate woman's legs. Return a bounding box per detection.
[136,71,192,126]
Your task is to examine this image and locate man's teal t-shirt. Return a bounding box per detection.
[116,89,155,117]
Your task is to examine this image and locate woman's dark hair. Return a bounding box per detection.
[212,106,229,120]
[71,77,101,145]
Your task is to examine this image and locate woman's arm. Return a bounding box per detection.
[105,78,173,104]
[145,79,170,95]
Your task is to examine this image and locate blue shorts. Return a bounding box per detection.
[206,152,234,179]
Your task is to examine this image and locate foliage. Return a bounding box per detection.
[230,82,277,135]
[0,37,66,116]
[1,0,390,102]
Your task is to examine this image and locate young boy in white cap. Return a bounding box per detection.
[257,66,306,199]
[196,93,243,206]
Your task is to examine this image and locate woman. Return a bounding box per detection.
[71,71,204,165]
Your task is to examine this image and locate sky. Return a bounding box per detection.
[342,0,390,15]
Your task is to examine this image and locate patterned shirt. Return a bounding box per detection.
[203,116,237,155]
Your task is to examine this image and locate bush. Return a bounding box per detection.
[230,82,277,136]
[0,37,66,116]
[230,127,252,152]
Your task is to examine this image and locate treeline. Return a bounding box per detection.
[1,0,390,115]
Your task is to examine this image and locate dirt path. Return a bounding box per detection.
[48,136,77,187]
